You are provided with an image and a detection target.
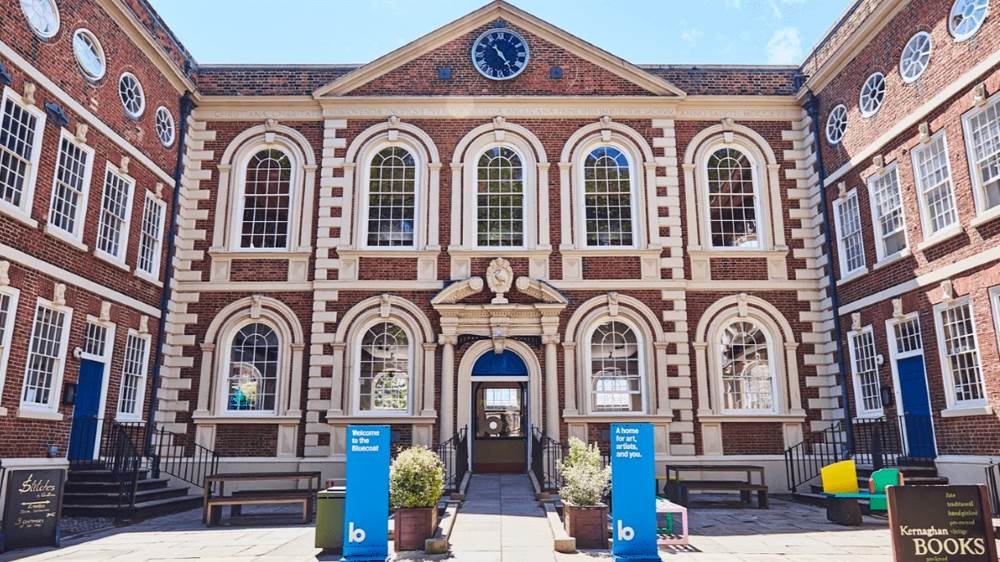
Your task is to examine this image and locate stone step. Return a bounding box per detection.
[62,493,202,519]
[65,477,171,494]
[64,484,191,506]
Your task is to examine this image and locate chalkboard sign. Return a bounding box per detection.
[887,485,998,562]
[1,469,64,552]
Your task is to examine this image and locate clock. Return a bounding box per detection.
[471,27,530,80]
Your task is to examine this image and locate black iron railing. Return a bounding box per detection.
[531,426,565,491]
[851,416,904,469]
[435,426,468,492]
[146,423,220,488]
[104,421,144,521]
[986,460,1000,518]
[785,420,849,492]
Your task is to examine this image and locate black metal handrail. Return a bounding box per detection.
[435,426,468,492]
[104,421,144,521]
[531,426,565,491]
[784,420,848,492]
[146,423,220,489]
[850,416,904,469]
[986,460,1000,518]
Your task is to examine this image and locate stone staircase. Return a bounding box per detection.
[63,466,201,520]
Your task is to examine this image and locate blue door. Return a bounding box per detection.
[68,359,105,461]
[897,355,936,459]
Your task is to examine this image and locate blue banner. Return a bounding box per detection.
[342,425,390,562]
[610,423,659,562]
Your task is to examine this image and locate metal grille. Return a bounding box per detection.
[359,322,409,412]
[118,333,147,416]
[227,323,279,412]
[940,303,984,403]
[966,98,1000,210]
[97,168,133,259]
[893,317,923,355]
[913,135,957,234]
[0,95,39,208]
[707,147,758,248]
[22,304,67,407]
[83,321,107,358]
[137,196,165,276]
[584,147,633,246]
[240,149,291,249]
[367,146,416,247]
[49,136,90,236]
[869,167,907,257]
[835,192,865,274]
[590,321,642,412]
[720,320,774,411]
[850,329,882,414]
[476,147,523,247]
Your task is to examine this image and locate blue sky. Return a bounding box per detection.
[149,0,852,66]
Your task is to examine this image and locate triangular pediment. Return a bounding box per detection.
[313,1,684,98]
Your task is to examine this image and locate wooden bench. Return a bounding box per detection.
[203,471,321,526]
[665,465,769,509]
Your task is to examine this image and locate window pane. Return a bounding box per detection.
[0,96,39,208]
[836,193,866,274]
[137,196,165,276]
[967,100,1000,210]
[850,330,882,414]
[590,321,642,412]
[584,147,633,246]
[477,147,523,247]
[118,334,148,416]
[22,305,66,407]
[869,168,907,258]
[940,304,984,403]
[359,322,409,412]
[49,137,90,235]
[367,147,416,246]
[913,135,957,234]
[227,323,279,412]
[707,148,758,248]
[720,321,774,411]
[96,169,132,259]
[240,149,291,249]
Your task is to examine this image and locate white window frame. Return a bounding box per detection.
[20,0,61,40]
[911,131,960,243]
[0,285,21,416]
[95,162,136,267]
[576,142,640,250]
[116,329,150,421]
[471,143,530,250]
[0,86,47,226]
[717,317,779,415]
[136,191,166,281]
[358,142,422,250]
[352,317,414,416]
[230,146,296,252]
[217,318,283,417]
[859,72,886,118]
[117,72,146,119]
[833,188,867,279]
[991,286,1000,353]
[961,91,1000,222]
[848,325,884,418]
[583,316,648,416]
[46,129,95,248]
[866,163,909,263]
[899,31,933,84]
[19,298,72,417]
[154,106,176,148]
[702,143,765,251]
[948,0,990,42]
[933,296,989,412]
[72,28,106,82]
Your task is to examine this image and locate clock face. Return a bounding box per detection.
[471,28,530,80]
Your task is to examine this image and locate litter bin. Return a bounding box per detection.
[315,486,346,552]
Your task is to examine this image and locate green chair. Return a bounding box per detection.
[866,468,902,511]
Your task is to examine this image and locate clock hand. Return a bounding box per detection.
[492,45,509,63]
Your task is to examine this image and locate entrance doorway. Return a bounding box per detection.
[68,359,106,462]
[470,350,529,473]
[887,315,936,460]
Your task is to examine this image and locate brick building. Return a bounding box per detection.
[0,0,997,512]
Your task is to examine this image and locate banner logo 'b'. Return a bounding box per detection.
[616,520,634,541]
[348,522,366,544]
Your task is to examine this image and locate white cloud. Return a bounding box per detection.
[724,0,742,9]
[766,27,803,64]
[681,27,703,47]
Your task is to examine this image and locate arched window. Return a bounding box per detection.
[719,320,775,412]
[584,147,634,247]
[358,322,410,413]
[476,147,524,247]
[239,149,291,249]
[366,147,416,247]
[226,323,280,413]
[589,321,643,413]
[706,147,759,249]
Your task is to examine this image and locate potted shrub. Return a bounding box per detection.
[558,437,611,549]
[390,446,445,551]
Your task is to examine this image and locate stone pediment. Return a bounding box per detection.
[432,258,567,306]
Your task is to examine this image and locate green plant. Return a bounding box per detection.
[390,446,445,509]
[557,437,610,506]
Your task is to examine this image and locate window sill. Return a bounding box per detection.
[970,206,1000,228]
[687,248,788,260]
[115,415,144,424]
[559,246,663,258]
[563,413,675,423]
[916,225,964,251]
[192,413,302,424]
[940,405,993,418]
[0,204,39,229]
[324,413,438,424]
[336,247,440,259]
[208,248,313,260]
[697,413,806,423]
[872,248,912,270]
[95,251,131,272]
[44,225,88,252]
[135,270,164,287]
[447,246,551,258]
[836,267,869,286]
[18,408,64,421]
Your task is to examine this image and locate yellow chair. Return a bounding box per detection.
[820,460,859,495]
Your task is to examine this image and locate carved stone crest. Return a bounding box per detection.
[486,258,513,304]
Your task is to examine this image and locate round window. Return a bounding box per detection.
[899,31,933,83]
[72,29,106,81]
[859,72,886,118]
[118,73,145,118]
[826,104,848,145]
[20,0,60,39]
[949,0,989,41]
[154,106,175,147]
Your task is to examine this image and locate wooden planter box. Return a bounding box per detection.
[563,503,608,549]
[394,506,438,551]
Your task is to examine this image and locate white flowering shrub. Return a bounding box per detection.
[390,446,445,508]
[557,437,610,506]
